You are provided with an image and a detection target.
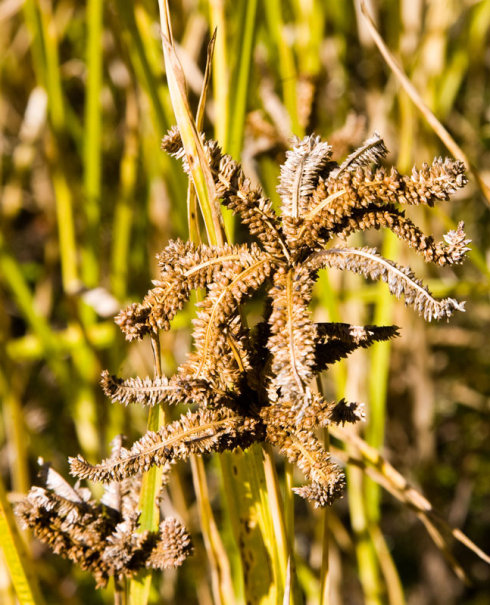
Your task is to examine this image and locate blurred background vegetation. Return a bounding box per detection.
[0,0,489,603]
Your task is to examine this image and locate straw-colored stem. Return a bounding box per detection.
[319,428,330,605]
[111,89,139,300]
[261,444,294,602]
[190,457,235,605]
[186,36,235,602]
[365,231,398,521]
[209,0,229,149]
[346,466,382,605]
[360,0,490,205]
[158,0,224,247]
[128,336,166,605]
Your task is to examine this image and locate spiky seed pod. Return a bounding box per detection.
[278,135,334,218]
[313,323,399,371]
[148,518,193,569]
[311,246,465,321]
[266,266,317,406]
[292,480,345,508]
[162,128,289,259]
[259,393,364,432]
[294,157,467,251]
[101,370,234,408]
[328,399,366,425]
[331,132,388,178]
[16,462,191,588]
[262,411,345,507]
[177,247,275,386]
[116,241,263,340]
[114,303,152,341]
[70,407,264,483]
[333,207,470,266]
[101,371,174,407]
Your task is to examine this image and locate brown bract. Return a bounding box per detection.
[16,446,191,588]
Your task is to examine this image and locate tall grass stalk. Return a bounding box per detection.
[128,336,166,605]
[83,0,104,287]
[155,5,294,602]
[0,477,44,605]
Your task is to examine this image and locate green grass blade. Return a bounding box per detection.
[227,0,258,160]
[128,403,166,605]
[263,0,302,136]
[365,231,399,520]
[82,0,104,287]
[158,0,224,247]
[0,477,45,605]
[209,0,229,150]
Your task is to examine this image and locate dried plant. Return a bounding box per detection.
[16,439,192,588]
[66,129,469,514]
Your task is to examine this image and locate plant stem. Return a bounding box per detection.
[0,476,45,605]
[319,429,330,605]
[83,0,104,287]
[128,336,166,605]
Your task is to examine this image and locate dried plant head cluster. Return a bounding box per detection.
[19,128,469,578]
[69,129,469,507]
[16,440,192,588]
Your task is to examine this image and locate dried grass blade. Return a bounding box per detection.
[189,29,235,605]
[360,0,490,205]
[331,427,490,569]
[158,0,224,245]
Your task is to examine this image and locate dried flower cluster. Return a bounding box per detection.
[19,128,469,582]
[69,130,469,510]
[16,442,192,587]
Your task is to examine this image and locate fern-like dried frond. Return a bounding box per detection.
[101,370,174,407]
[278,134,334,218]
[115,240,261,340]
[331,131,388,178]
[311,246,465,321]
[266,266,317,405]
[334,206,471,266]
[69,407,264,483]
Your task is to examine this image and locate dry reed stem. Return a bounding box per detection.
[330,425,490,578]
[360,0,490,206]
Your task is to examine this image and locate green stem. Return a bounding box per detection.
[0,477,45,605]
[128,337,166,605]
[227,0,258,160]
[83,0,104,287]
[263,0,302,136]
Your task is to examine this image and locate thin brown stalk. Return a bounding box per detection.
[360,0,490,205]
[330,426,490,577]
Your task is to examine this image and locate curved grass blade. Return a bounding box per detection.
[0,477,45,605]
